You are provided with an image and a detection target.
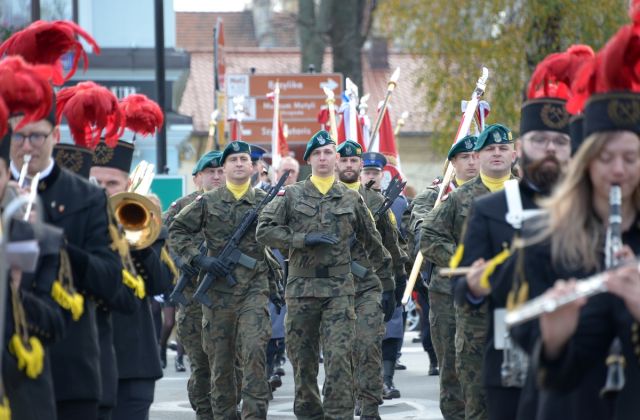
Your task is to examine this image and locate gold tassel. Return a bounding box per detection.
[479,248,511,290]
[51,281,84,321]
[122,269,146,299]
[449,244,465,269]
[0,395,10,420]
[160,246,179,284]
[8,334,44,379]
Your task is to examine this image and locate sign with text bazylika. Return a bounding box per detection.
[225,73,343,144]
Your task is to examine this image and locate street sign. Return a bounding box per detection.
[151,175,186,212]
[240,121,320,143]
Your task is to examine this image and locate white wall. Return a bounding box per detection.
[78,0,175,48]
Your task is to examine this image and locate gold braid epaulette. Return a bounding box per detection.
[160,246,179,284]
[122,269,146,299]
[51,249,84,321]
[9,276,44,379]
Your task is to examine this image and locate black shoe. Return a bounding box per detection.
[274,366,285,376]
[382,382,401,399]
[160,347,167,369]
[428,364,439,376]
[395,360,407,370]
[319,354,324,363]
[175,356,186,372]
[167,341,178,351]
[412,336,422,343]
[355,399,362,416]
[269,374,282,391]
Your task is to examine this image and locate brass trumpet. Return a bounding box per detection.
[109,161,161,250]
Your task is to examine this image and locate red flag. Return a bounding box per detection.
[337,109,366,150]
[376,105,404,185]
[228,118,240,141]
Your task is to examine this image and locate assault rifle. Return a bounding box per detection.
[169,243,205,305]
[193,171,290,307]
[372,174,406,221]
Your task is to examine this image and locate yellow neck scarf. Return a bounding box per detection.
[343,181,361,191]
[455,177,467,187]
[480,172,510,193]
[226,180,251,200]
[310,175,335,195]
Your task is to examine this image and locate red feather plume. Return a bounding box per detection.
[0,56,55,130]
[56,81,123,149]
[527,44,595,101]
[0,97,8,138]
[631,0,640,23]
[567,23,640,113]
[0,20,100,85]
[119,94,164,137]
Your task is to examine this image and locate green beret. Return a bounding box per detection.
[447,135,477,160]
[336,140,362,158]
[474,124,513,151]
[221,140,251,164]
[303,130,336,161]
[192,151,223,175]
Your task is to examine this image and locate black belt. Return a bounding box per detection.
[288,264,351,278]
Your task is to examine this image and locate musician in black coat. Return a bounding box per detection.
[527,92,640,420]
[455,97,573,420]
[8,115,123,420]
[91,140,174,420]
[0,134,66,420]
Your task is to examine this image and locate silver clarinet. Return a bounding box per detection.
[505,185,625,328]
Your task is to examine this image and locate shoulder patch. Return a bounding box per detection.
[441,193,449,201]
[170,201,177,207]
[277,188,286,196]
[195,194,203,201]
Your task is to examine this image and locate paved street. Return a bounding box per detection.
[150,331,444,419]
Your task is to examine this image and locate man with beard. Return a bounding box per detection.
[421,124,517,420]
[454,98,572,420]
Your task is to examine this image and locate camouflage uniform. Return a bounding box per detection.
[351,185,403,418]
[256,179,392,420]
[163,191,214,420]
[169,186,273,419]
[414,183,466,419]
[421,176,498,420]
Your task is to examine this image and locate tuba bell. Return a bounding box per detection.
[109,160,161,250]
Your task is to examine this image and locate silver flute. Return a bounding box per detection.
[506,185,629,328]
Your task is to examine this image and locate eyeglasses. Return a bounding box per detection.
[11,129,54,147]
[528,136,571,149]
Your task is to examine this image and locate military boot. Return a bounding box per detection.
[427,348,439,376]
[382,360,401,399]
[175,354,186,372]
[159,346,167,369]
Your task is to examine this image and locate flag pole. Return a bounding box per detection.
[402,67,489,305]
[367,67,400,151]
[323,87,339,140]
[394,111,409,136]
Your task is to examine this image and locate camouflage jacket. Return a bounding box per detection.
[421,175,513,294]
[350,185,397,293]
[168,186,271,297]
[256,179,392,298]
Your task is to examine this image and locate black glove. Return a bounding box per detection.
[304,232,339,246]
[395,275,408,306]
[381,290,395,322]
[194,255,230,278]
[180,263,199,279]
[270,292,285,315]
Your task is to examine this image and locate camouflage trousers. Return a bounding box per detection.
[176,301,213,419]
[353,287,384,418]
[455,301,488,420]
[285,295,356,420]
[202,290,271,420]
[429,291,465,420]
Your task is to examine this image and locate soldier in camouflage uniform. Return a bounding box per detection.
[411,135,478,418]
[169,141,275,419]
[336,140,403,419]
[163,150,224,420]
[256,131,393,420]
[421,125,516,420]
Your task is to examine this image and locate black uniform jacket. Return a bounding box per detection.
[3,219,66,420]
[528,220,640,420]
[32,163,123,402]
[112,227,173,381]
[455,181,540,388]
[493,218,640,420]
